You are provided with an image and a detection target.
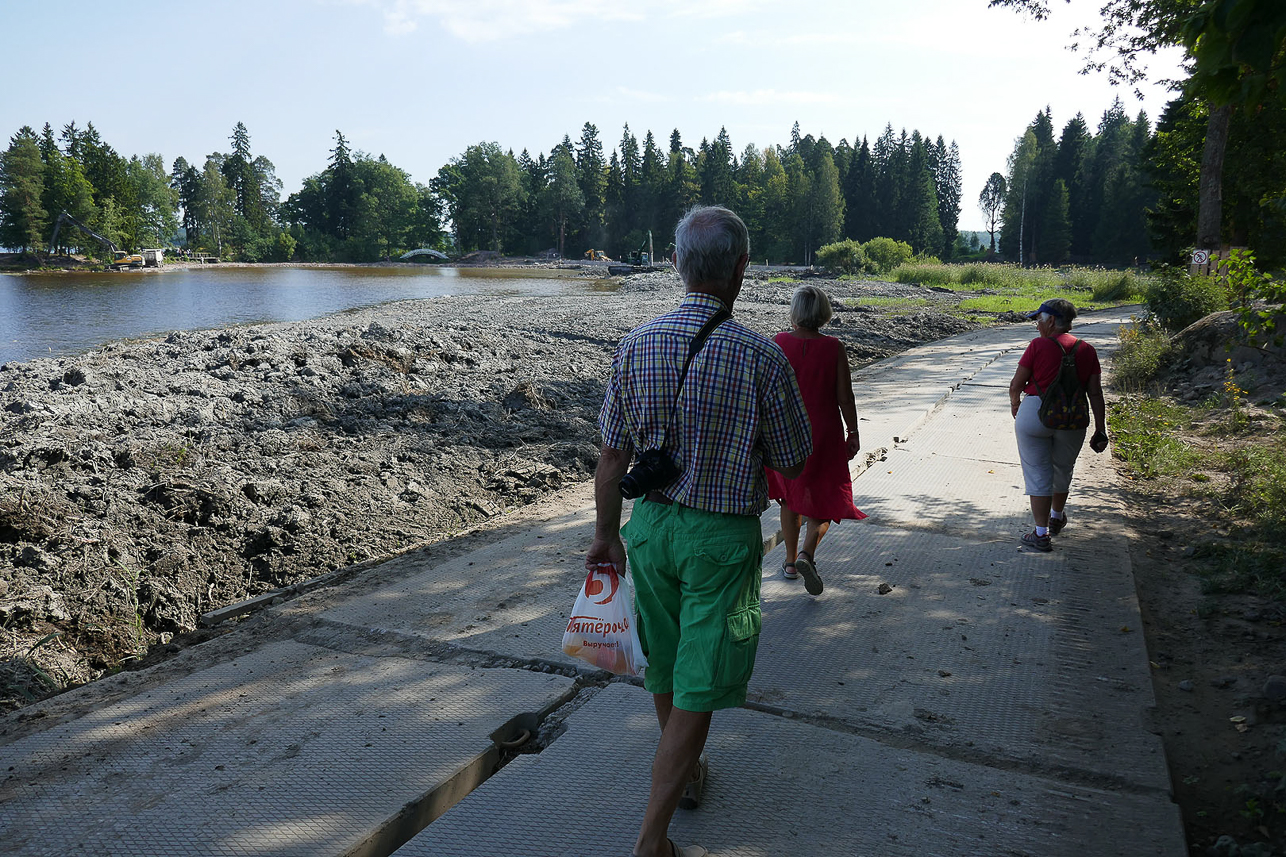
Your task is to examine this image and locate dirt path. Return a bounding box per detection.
[0,270,975,710]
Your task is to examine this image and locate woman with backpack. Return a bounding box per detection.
[1008,298,1109,552]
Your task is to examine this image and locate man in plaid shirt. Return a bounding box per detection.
[586,206,811,857]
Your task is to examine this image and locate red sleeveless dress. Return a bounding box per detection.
[766,333,866,522]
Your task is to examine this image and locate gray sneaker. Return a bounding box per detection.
[1048,513,1067,536]
[1022,530,1052,552]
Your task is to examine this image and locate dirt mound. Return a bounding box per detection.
[0,283,981,710]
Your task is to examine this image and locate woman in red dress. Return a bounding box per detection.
[766,285,866,596]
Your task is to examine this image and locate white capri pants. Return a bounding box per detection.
[1014,395,1087,496]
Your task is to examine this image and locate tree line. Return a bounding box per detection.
[979,91,1284,269]
[0,119,965,266]
[435,121,963,265]
[4,102,1278,268]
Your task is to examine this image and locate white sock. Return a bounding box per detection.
[1036,526,1049,536]
[1050,510,1064,520]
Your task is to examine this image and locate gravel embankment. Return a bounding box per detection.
[0,270,976,709]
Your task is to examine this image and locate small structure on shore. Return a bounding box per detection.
[399,248,449,262]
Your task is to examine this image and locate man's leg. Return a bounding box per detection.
[634,702,713,857]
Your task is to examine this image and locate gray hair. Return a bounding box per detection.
[790,284,833,330]
[674,205,749,288]
[1043,298,1077,332]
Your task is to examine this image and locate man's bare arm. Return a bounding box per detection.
[586,444,632,570]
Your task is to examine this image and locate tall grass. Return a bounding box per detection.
[890,262,1147,306]
[1112,319,1173,393]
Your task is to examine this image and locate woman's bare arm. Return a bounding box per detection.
[836,343,860,457]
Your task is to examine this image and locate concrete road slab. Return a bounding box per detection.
[753,517,1169,790]
[0,641,575,857]
[395,683,1183,857]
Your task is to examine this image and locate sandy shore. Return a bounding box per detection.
[0,270,977,709]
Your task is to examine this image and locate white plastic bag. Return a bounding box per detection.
[561,563,647,677]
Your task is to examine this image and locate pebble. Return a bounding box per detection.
[1178,680,1194,692]
[1264,675,1286,702]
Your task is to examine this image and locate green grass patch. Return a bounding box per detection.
[1195,541,1286,600]
[1112,319,1173,393]
[887,262,1148,308]
[847,296,932,309]
[1108,396,1203,479]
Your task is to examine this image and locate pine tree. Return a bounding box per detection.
[575,123,606,250]
[0,127,48,253]
[934,137,962,257]
[1037,179,1072,264]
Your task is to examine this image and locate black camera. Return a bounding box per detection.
[619,448,682,500]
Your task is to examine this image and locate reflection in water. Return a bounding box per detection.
[0,266,618,364]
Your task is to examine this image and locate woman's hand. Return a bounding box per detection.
[846,431,860,460]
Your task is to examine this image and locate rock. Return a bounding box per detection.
[1178,680,1195,692]
[878,583,894,595]
[0,584,69,626]
[1264,675,1286,702]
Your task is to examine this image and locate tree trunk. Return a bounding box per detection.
[1197,104,1232,250]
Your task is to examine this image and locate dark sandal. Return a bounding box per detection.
[795,551,823,596]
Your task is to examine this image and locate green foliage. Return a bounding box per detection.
[0,127,48,252]
[861,236,913,273]
[1112,317,1173,392]
[1108,396,1201,478]
[893,263,955,285]
[1145,266,1230,330]
[1224,248,1286,347]
[815,239,869,275]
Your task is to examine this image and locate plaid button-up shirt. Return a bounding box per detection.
[599,292,811,516]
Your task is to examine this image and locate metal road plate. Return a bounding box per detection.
[396,682,1183,857]
[754,520,1169,791]
[0,641,574,857]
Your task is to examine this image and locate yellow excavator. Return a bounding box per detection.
[584,249,612,261]
[49,211,147,269]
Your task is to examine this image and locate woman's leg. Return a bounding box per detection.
[800,518,830,560]
[1029,495,1052,529]
[780,503,802,565]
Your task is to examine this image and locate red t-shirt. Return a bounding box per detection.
[1017,333,1101,396]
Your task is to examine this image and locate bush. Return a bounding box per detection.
[861,237,913,274]
[1145,266,1229,331]
[1089,270,1144,302]
[1112,318,1173,392]
[892,264,956,285]
[815,239,869,275]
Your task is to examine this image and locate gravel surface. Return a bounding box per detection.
[0,270,977,709]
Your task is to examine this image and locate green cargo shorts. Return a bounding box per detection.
[621,498,763,712]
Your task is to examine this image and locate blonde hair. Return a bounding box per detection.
[790,284,833,330]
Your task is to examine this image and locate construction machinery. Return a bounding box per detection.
[48,211,156,269]
[626,230,654,266]
[584,249,612,261]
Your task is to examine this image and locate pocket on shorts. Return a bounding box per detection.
[715,604,761,692]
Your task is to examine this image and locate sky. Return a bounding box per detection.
[1,0,1187,232]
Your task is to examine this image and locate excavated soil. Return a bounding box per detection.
[0,270,976,710]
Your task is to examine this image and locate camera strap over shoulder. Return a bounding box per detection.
[678,308,731,395]
[657,308,730,453]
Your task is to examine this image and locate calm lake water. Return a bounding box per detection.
[0,265,616,365]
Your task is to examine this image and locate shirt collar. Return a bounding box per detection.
[681,291,730,313]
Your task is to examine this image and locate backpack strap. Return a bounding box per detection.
[1034,338,1079,398]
